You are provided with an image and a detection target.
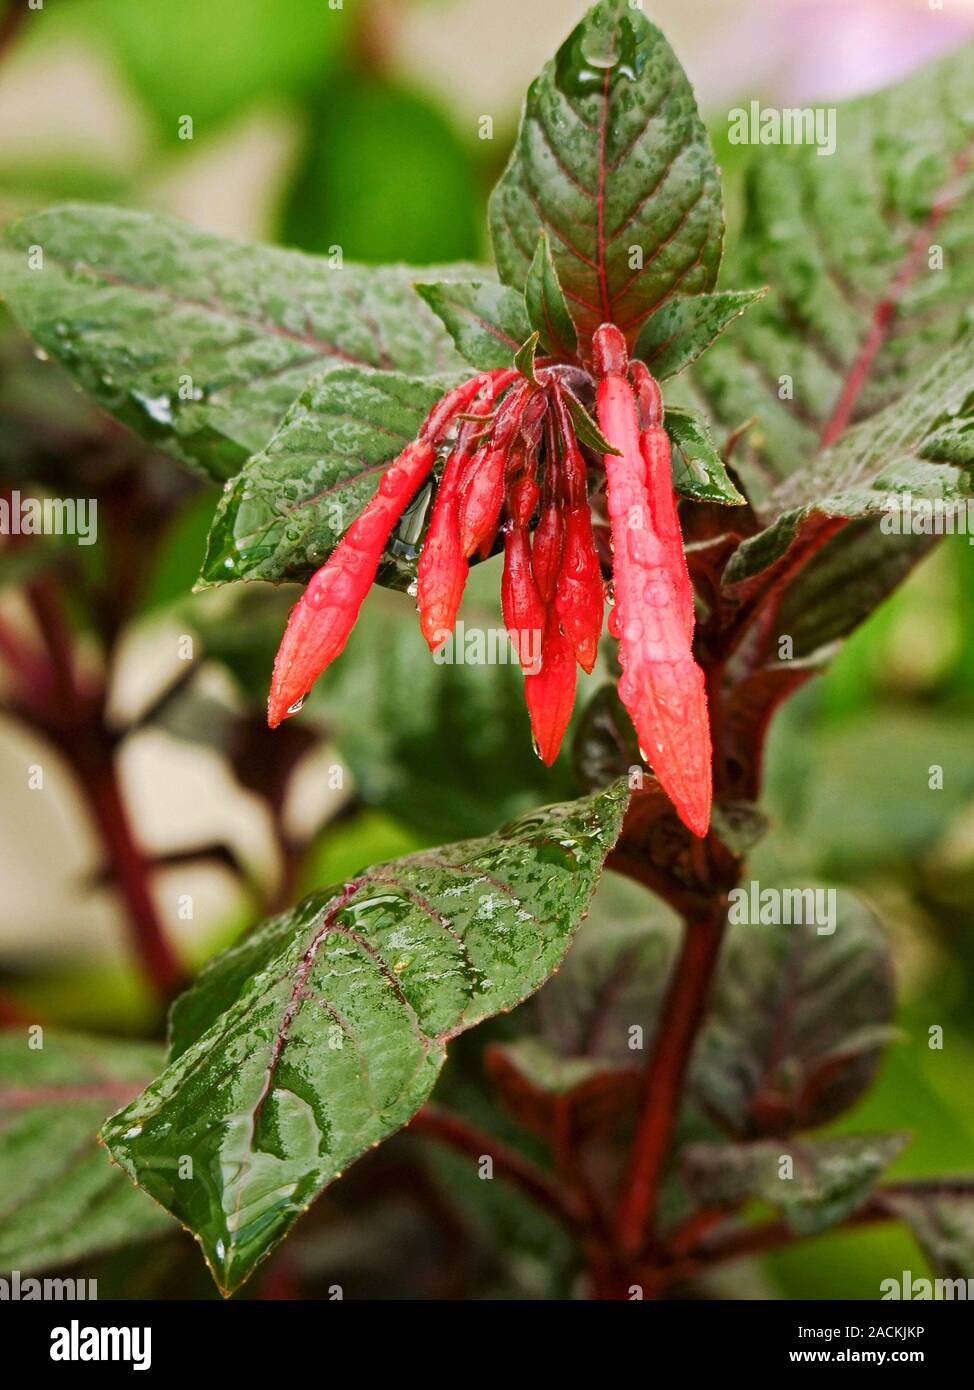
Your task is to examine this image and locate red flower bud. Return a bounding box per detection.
[596,368,711,838]
[531,502,564,605]
[555,503,604,673]
[417,445,469,652]
[502,523,545,673]
[524,617,576,766]
[269,437,436,726]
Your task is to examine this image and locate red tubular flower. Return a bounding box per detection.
[269,372,498,726]
[551,390,604,673]
[502,526,545,670]
[524,617,576,767]
[456,382,531,558]
[417,370,518,650]
[531,500,564,605]
[594,325,712,838]
[416,441,469,652]
[630,361,694,643]
[269,323,713,836]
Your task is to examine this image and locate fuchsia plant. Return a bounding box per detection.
[2,0,974,1303]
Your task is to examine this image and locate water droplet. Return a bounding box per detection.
[131,389,174,426]
[287,695,306,715]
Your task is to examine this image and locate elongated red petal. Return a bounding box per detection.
[456,383,531,556]
[416,447,469,651]
[640,427,694,643]
[457,444,508,557]
[597,372,711,837]
[555,504,604,673]
[531,502,564,604]
[524,617,576,766]
[502,523,546,672]
[269,438,435,726]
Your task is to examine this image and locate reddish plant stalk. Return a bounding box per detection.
[615,906,726,1257]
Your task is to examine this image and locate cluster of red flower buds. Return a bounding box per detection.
[269,323,711,838]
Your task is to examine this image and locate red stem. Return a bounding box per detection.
[614,907,726,1257]
[75,739,186,1000]
[1,567,186,1004]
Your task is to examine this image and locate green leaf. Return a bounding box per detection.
[101,782,629,1294]
[683,1133,909,1236]
[771,520,934,660]
[0,1032,174,1272]
[723,334,974,587]
[692,890,898,1138]
[633,290,765,380]
[685,43,974,508]
[0,204,468,483]
[563,389,621,456]
[525,231,578,357]
[413,280,531,371]
[881,1190,974,1280]
[665,406,745,504]
[200,365,459,585]
[514,331,540,383]
[489,0,724,352]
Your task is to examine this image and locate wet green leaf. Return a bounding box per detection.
[101,782,629,1294]
[525,231,578,357]
[489,0,724,353]
[0,1032,174,1272]
[200,366,459,585]
[723,333,974,587]
[665,406,744,504]
[0,205,468,483]
[414,280,530,371]
[683,1133,909,1236]
[633,290,765,380]
[685,42,974,509]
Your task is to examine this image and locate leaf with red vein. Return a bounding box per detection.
[0,1032,173,1272]
[0,203,472,482]
[101,783,630,1294]
[489,0,723,352]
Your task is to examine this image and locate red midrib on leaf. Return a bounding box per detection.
[819,147,973,449]
[595,70,612,326]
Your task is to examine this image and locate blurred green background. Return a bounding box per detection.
[2,0,974,1299]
